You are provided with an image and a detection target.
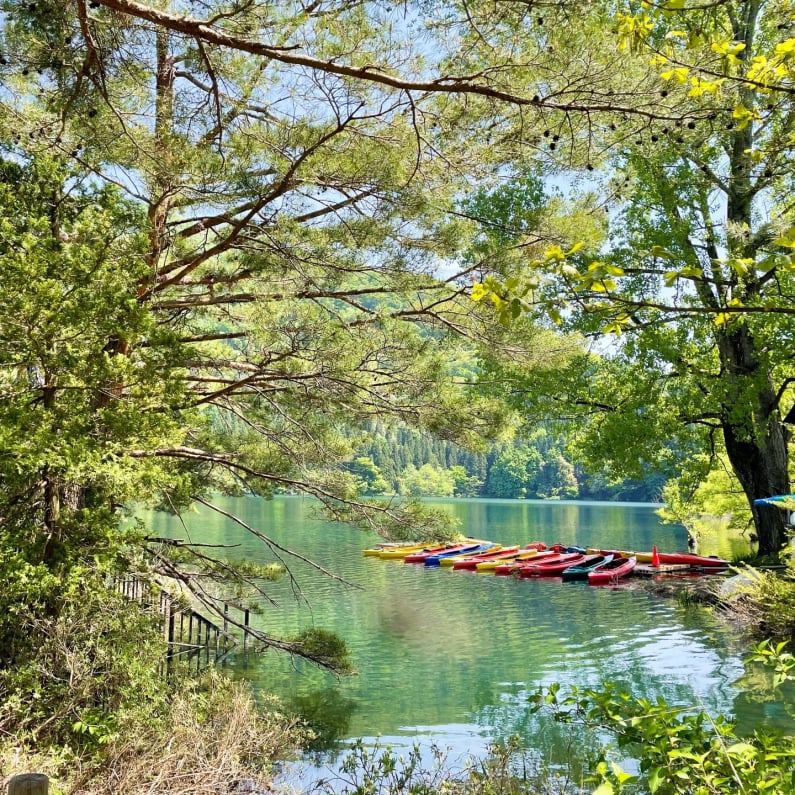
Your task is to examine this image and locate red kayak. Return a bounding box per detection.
[493,551,561,576]
[597,549,730,568]
[452,546,521,570]
[588,556,637,585]
[519,553,586,578]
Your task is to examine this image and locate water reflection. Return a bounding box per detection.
[289,687,358,758]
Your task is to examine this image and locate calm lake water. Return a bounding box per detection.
[147,496,789,787]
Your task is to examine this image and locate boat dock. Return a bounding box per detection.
[634,563,694,577]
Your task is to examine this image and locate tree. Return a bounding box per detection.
[347,456,391,495]
[486,444,543,499]
[471,0,795,555]
[537,455,579,500]
[399,463,456,498]
[0,0,522,691]
[450,465,484,497]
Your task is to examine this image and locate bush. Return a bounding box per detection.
[0,565,307,794]
[535,641,795,795]
[73,672,306,795]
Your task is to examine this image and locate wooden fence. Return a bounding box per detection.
[114,577,251,672]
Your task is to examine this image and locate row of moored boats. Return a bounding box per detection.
[363,540,730,585]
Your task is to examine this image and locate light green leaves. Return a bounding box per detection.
[615,12,655,53]
[711,40,746,69]
[774,227,795,249]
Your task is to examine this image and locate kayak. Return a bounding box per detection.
[588,556,637,585]
[362,542,428,558]
[590,548,730,568]
[494,551,567,576]
[475,545,548,572]
[425,542,496,567]
[519,552,587,577]
[403,543,472,563]
[451,545,519,570]
[441,544,504,568]
[561,554,613,581]
[377,543,442,560]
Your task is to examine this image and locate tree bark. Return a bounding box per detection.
[718,325,789,555]
[718,2,788,556]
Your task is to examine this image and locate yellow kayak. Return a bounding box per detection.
[377,543,436,560]
[363,542,427,558]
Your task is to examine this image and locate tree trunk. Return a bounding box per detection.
[718,325,789,555]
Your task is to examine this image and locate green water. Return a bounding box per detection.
[147,496,785,780]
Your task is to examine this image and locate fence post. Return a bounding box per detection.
[8,773,49,794]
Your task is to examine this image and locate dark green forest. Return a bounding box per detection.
[343,424,666,502]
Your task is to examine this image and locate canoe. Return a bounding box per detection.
[519,552,587,578]
[494,551,566,576]
[588,556,637,585]
[561,554,613,582]
[403,543,472,563]
[590,548,730,568]
[475,545,548,572]
[451,545,519,570]
[424,542,496,567]
[653,552,730,568]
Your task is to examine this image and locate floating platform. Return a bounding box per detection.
[634,563,700,577]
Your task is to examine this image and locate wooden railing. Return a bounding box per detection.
[114,576,251,671]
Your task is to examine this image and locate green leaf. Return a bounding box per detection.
[725,742,757,757]
[648,767,666,793]
[774,227,795,249]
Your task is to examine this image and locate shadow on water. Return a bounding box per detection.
[288,687,358,759]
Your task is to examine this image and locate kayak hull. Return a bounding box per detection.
[424,542,495,567]
[377,543,435,560]
[494,552,565,576]
[519,553,587,578]
[451,546,519,570]
[475,546,547,571]
[591,549,730,567]
[403,542,475,563]
[441,544,503,568]
[588,556,637,585]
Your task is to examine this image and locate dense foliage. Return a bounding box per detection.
[538,639,795,795]
[344,424,666,501]
[469,0,795,555]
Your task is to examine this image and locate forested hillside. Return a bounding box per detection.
[342,423,665,502]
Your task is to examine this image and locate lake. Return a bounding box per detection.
[146,496,786,787]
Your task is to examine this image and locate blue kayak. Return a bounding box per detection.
[424,542,495,567]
